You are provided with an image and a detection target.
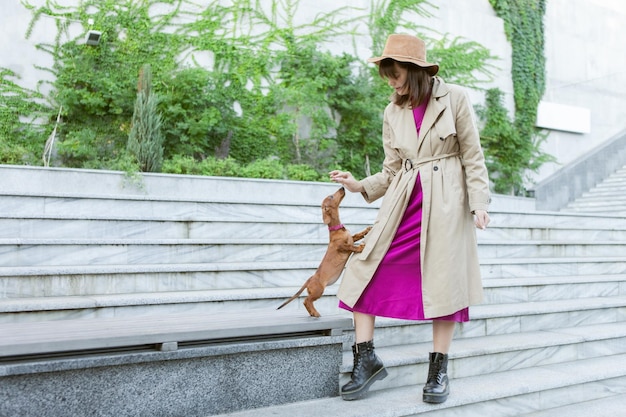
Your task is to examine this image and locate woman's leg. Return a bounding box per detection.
[354,311,375,342]
[423,319,455,404]
[341,311,387,400]
[432,319,455,353]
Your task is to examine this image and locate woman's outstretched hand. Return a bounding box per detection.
[329,170,364,193]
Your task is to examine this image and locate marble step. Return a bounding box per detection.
[342,297,626,348]
[479,256,626,278]
[271,275,626,324]
[4,194,626,227]
[594,182,626,191]
[0,217,373,240]
[562,206,626,214]
[596,174,626,183]
[337,322,626,393]
[562,206,626,216]
[3,215,626,241]
[0,195,378,224]
[2,284,625,334]
[0,166,360,206]
[212,353,626,417]
[0,238,332,267]
[521,393,626,417]
[0,165,535,215]
[567,197,626,206]
[2,264,623,306]
[571,196,626,205]
[2,238,625,267]
[1,257,624,298]
[580,184,626,194]
[2,272,622,313]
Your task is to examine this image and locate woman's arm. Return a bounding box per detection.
[453,86,491,214]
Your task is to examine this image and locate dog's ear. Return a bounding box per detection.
[322,205,331,225]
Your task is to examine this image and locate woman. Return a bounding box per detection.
[330,33,490,404]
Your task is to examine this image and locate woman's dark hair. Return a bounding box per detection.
[379,58,433,108]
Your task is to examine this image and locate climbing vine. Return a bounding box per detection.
[486,0,551,194]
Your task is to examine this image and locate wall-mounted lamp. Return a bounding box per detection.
[85,30,101,46]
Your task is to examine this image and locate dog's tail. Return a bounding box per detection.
[277,281,309,310]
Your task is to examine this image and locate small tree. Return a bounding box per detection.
[128,64,164,172]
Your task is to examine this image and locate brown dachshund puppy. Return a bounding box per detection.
[277,187,371,317]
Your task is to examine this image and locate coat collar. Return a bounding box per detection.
[384,77,453,148]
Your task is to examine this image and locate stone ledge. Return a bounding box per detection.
[0,310,353,358]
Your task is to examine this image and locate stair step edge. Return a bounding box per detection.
[211,354,626,417]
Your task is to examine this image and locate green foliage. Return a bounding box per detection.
[161,155,325,181]
[158,68,227,159]
[14,0,503,184]
[200,157,243,177]
[55,127,100,166]
[489,0,546,127]
[331,63,385,177]
[128,65,164,172]
[477,88,554,195]
[286,164,324,182]
[429,35,497,87]
[162,155,242,177]
[240,157,285,179]
[368,0,435,54]
[162,155,205,176]
[24,0,186,169]
[0,67,51,164]
[489,0,549,192]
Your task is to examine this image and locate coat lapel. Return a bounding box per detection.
[418,78,449,147]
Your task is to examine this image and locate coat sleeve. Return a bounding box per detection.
[452,86,491,212]
[359,104,402,203]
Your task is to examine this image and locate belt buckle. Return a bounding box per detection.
[404,159,413,172]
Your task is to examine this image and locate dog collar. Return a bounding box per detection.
[328,224,345,231]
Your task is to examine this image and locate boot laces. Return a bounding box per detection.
[427,358,446,383]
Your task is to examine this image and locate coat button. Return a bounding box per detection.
[433,166,439,171]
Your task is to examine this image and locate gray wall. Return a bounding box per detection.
[533,128,626,211]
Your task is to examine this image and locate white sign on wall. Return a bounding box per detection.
[535,101,591,134]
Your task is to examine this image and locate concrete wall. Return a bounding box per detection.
[2,0,625,184]
[534,128,626,211]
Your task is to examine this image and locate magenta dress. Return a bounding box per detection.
[339,100,469,323]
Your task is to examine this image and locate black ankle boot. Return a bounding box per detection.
[423,352,449,403]
[341,340,388,401]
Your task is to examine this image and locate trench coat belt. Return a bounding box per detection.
[360,151,461,261]
[403,152,460,172]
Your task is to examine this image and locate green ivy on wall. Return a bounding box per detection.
[484,0,553,195]
[489,0,546,150]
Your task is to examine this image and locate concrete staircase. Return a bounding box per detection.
[1,165,626,415]
[561,164,626,216]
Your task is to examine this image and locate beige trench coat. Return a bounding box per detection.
[337,77,491,318]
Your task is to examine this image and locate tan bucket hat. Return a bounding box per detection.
[368,34,439,76]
